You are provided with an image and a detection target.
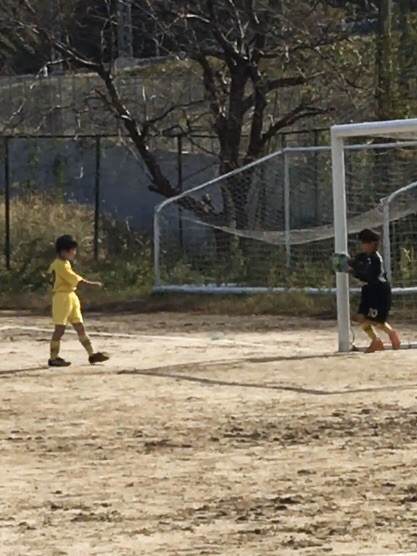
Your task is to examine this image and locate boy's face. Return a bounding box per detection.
[360,241,377,254]
[60,247,77,260]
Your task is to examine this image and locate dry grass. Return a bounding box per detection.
[0,290,336,322]
[0,195,413,326]
[0,195,336,318]
[0,194,153,298]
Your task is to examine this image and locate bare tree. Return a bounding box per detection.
[2,0,368,232]
[141,1,362,171]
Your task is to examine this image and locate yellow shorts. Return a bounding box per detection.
[52,292,83,326]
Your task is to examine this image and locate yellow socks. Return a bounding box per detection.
[376,322,393,335]
[361,321,378,342]
[51,335,95,361]
[50,340,60,359]
[361,319,397,346]
[79,334,94,357]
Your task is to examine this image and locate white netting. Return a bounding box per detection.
[155,143,417,295]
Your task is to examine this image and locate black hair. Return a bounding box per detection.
[358,228,380,243]
[56,235,78,253]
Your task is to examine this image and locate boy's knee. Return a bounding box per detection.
[53,326,66,340]
[72,323,85,334]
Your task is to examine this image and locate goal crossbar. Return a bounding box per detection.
[332,118,417,139]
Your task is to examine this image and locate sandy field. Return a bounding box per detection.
[1,311,417,556]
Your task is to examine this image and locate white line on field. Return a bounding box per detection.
[0,325,275,349]
[336,550,417,556]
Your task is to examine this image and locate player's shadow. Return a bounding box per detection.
[119,351,345,378]
[0,353,341,379]
[0,366,48,377]
[120,354,417,396]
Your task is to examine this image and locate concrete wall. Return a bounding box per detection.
[0,138,219,234]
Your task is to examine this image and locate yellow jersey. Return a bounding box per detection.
[48,258,83,293]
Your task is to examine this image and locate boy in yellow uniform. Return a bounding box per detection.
[48,235,110,367]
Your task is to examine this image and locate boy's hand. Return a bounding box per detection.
[347,267,353,274]
[92,281,103,288]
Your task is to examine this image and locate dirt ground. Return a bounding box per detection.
[1,311,417,556]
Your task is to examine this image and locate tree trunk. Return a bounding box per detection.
[376,0,393,120]
[398,0,412,105]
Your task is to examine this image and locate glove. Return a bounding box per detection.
[331,253,351,273]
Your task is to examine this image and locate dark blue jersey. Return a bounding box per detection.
[350,251,388,285]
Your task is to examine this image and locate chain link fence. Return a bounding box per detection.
[0,128,326,295]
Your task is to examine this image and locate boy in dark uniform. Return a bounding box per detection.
[349,229,401,353]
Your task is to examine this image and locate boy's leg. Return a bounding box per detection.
[72,322,94,356]
[356,314,384,353]
[357,286,378,341]
[376,322,393,335]
[72,322,110,364]
[51,325,66,358]
[50,293,73,365]
[70,293,110,364]
[376,322,401,349]
[69,294,93,356]
[372,284,400,349]
[357,314,378,341]
[49,325,71,366]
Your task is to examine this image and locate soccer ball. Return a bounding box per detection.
[332,252,351,273]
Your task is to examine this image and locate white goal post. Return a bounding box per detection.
[332,118,417,352]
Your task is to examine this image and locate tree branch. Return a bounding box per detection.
[258,30,351,59]
[242,74,321,113]
[261,103,331,145]
[244,0,260,26]
[53,40,103,72]
[224,0,245,51]
[143,99,205,135]
[206,0,245,67]
[193,54,223,120]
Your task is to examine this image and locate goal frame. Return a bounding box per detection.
[331,118,417,352]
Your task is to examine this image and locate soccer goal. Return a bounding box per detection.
[154,119,417,352]
[332,118,417,351]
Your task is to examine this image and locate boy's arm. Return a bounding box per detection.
[350,254,381,282]
[368,253,383,281]
[79,279,103,288]
[60,262,102,289]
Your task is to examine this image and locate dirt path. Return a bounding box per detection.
[1,312,417,555]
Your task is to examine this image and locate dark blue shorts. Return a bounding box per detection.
[358,282,392,323]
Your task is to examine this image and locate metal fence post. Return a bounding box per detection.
[313,129,320,225]
[94,136,101,261]
[283,149,291,268]
[382,202,392,281]
[154,206,161,288]
[177,134,184,249]
[4,137,10,270]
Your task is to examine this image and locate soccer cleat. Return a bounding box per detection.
[48,357,71,367]
[365,339,385,354]
[89,352,110,365]
[389,330,401,350]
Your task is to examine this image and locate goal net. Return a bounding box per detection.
[154,119,417,349]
